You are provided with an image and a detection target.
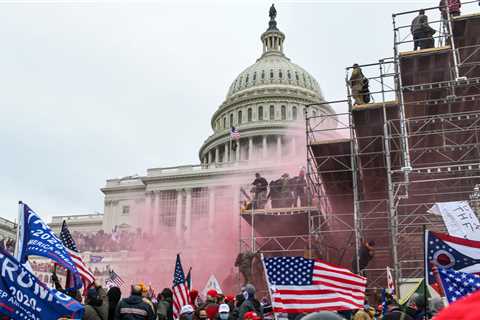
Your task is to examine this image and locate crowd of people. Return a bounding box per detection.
[246,170,308,211]
[0,237,15,254]
[47,278,450,320]
[71,229,156,252]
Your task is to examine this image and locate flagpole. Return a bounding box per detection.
[423,225,428,316]
[14,201,23,260]
[260,254,277,320]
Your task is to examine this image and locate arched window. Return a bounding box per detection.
[223,116,226,129]
[270,105,275,120]
[287,70,292,80]
[258,106,263,121]
[238,110,242,124]
[292,106,297,120]
[230,113,234,127]
[261,70,265,80]
[253,72,257,81]
[248,108,253,122]
[245,74,249,84]
[270,69,274,79]
[279,70,283,78]
[281,105,286,120]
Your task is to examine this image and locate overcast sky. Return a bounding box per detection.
[0,0,449,222]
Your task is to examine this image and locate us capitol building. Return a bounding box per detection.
[47,6,334,288]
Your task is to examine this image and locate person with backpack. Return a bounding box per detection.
[83,285,109,320]
[115,285,156,320]
[349,64,370,105]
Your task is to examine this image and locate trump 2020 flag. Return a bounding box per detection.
[16,202,83,289]
[0,247,84,319]
[263,256,366,313]
[426,230,480,284]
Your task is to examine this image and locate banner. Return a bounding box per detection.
[0,247,84,319]
[17,202,82,289]
[428,201,480,241]
[90,255,104,263]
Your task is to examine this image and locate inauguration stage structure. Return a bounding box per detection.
[305,1,480,293]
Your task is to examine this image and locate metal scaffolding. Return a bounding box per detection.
[306,0,480,295]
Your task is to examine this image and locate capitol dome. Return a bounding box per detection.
[226,54,323,100]
[199,5,333,165]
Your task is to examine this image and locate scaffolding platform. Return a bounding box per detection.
[240,206,317,217]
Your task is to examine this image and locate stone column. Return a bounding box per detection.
[232,185,240,235]
[236,139,241,162]
[152,191,160,233]
[291,137,297,155]
[208,150,212,164]
[185,188,192,244]
[224,143,229,162]
[277,135,282,158]
[215,147,220,164]
[175,190,183,240]
[262,135,267,159]
[248,137,253,161]
[208,188,215,235]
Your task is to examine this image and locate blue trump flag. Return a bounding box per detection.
[0,247,84,319]
[16,202,82,289]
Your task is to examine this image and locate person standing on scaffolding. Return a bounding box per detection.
[291,167,307,207]
[439,0,461,20]
[251,173,268,209]
[411,9,436,51]
[349,64,370,106]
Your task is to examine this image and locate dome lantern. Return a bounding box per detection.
[261,4,285,57]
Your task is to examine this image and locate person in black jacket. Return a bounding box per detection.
[115,285,156,320]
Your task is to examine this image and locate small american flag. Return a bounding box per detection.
[230,127,240,140]
[59,220,95,289]
[386,266,395,294]
[172,254,191,319]
[106,269,125,288]
[263,256,366,313]
[437,267,480,303]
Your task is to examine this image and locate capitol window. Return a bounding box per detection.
[122,205,130,215]
[292,106,297,120]
[270,105,275,120]
[258,106,263,120]
[238,110,242,124]
[248,108,253,122]
[281,105,286,120]
[279,70,283,78]
[223,116,226,129]
[261,70,265,80]
[270,69,274,79]
[230,113,234,127]
[253,72,257,81]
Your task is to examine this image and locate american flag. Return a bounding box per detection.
[437,267,480,303]
[230,127,240,140]
[106,269,125,288]
[263,256,366,313]
[172,254,191,319]
[59,220,95,289]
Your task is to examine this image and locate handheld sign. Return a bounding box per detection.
[0,247,84,319]
[16,202,82,289]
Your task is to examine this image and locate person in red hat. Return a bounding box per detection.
[201,289,219,320]
[243,311,261,320]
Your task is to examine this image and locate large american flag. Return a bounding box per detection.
[263,256,366,313]
[437,267,480,303]
[59,220,95,289]
[172,254,191,319]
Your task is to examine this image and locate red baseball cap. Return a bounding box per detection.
[244,311,261,320]
[207,289,218,298]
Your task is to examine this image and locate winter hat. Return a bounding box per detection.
[180,305,194,315]
[301,312,343,320]
[189,289,199,305]
[244,284,256,296]
[219,304,230,313]
[87,288,98,300]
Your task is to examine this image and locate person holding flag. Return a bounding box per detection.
[172,254,191,319]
